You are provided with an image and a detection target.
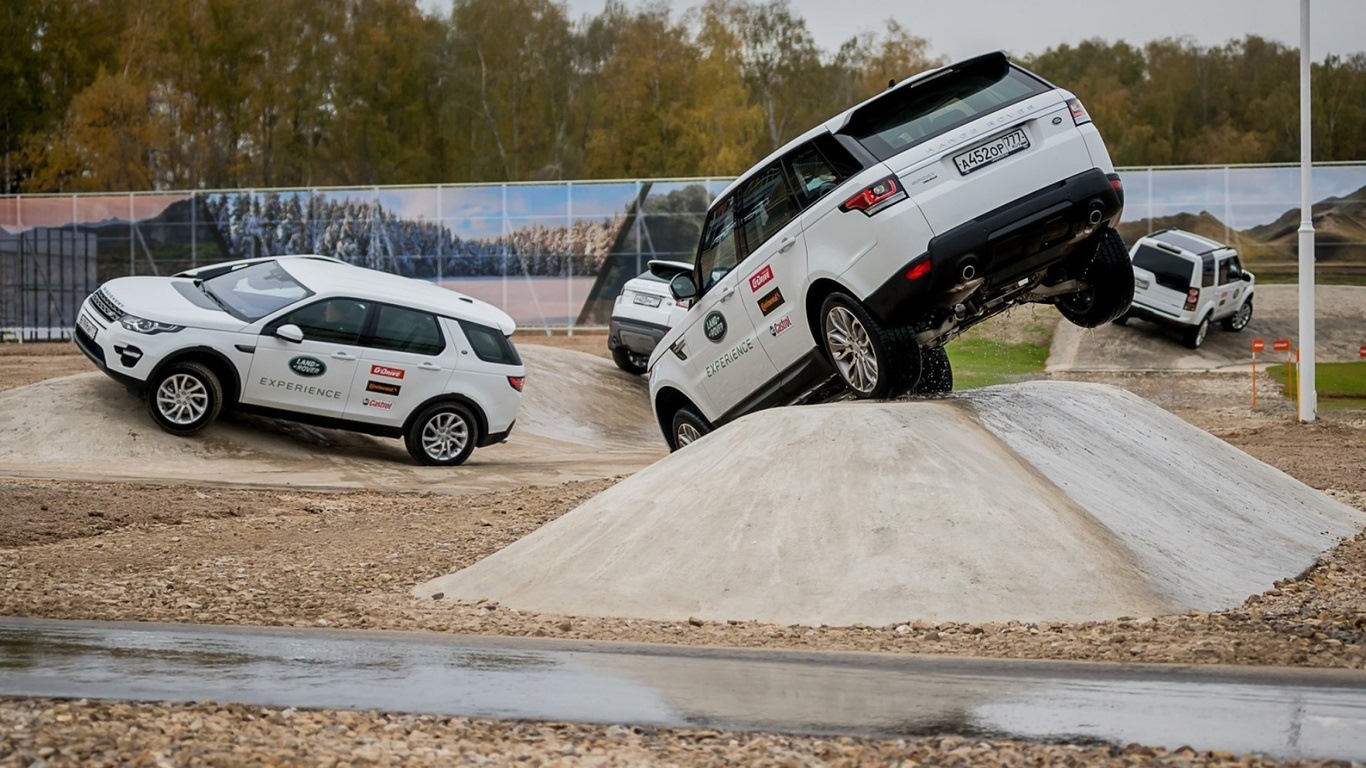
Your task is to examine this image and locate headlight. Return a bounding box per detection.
[119,315,183,334]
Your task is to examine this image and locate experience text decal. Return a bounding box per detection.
[705,338,754,377]
[258,377,341,399]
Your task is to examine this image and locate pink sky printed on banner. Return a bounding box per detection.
[0,194,191,233]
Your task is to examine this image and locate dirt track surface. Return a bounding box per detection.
[2,326,1365,766]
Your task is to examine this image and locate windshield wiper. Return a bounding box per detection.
[196,279,231,313]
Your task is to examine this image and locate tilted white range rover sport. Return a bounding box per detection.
[648,51,1133,449]
[74,255,525,466]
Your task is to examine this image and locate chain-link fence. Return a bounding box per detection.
[2,164,1363,341]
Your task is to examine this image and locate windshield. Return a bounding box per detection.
[201,261,313,321]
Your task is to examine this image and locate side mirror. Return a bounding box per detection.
[1241,272,1253,282]
[669,273,698,301]
[275,323,304,343]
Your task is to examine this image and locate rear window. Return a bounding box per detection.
[1132,245,1195,293]
[842,57,1050,161]
[459,320,521,366]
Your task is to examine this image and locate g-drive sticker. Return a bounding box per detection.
[748,265,774,293]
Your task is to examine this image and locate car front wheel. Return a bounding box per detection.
[1222,299,1253,332]
[670,406,712,451]
[146,361,223,436]
[1056,228,1135,328]
[819,292,920,399]
[405,402,478,466]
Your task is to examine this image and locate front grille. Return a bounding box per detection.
[89,289,122,322]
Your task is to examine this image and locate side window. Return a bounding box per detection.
[368,305,445,356]
[735,162,800,258]
[273,298,370,344]
[1201,257,1216,288]
[1217,258,1231,286]
[786,135,862,208]
[695,197,740,292]
[1226,255,1243,281]
[458,320,522,365]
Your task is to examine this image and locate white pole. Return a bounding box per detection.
[1297,0,1316,422]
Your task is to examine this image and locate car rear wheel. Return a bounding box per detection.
[1222,299,1253,332]
[819,292,920,399]
[1056,228,1134,328]
[1184,315,1211,349]
[612,345,648,375]
[146,361,223,436]
[670,406,712,451]
[405,402,478,466]
[914,346,953,394]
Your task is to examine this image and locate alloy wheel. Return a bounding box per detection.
[156,373,209,425]
[421,412,470,462]
[825,305,879,394]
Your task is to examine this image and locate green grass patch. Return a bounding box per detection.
[1266,361,1366,405]
[947,339,1050,389]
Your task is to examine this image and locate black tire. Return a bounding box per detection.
[1056,228,1135,328]
[612,345,647,375]
[1112,310,1131,326]
[914,346,953,394]
[405,402,478,466]
[670,406,712,451]
[1183,315,1210,349]
[145,361,223,436]
[1222,298,1253,332]
[819,292,921,399]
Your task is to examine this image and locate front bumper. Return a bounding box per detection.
[74,310,146,391]
[609,317,671,356]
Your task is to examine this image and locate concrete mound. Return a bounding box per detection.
[416,381,1365,626]
[0,346,662,491]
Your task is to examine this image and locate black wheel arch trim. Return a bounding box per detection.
[147,346,243,404]
[403,394,491,447]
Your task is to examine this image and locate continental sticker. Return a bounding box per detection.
[705,338,754,378]
[768,315,792,337]
[366,380,401,396]
[757,287,785,316]
[258,377,342,400]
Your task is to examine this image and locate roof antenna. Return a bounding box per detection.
[887,78,897,89]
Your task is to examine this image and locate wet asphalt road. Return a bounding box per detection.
[2,618,1365,761]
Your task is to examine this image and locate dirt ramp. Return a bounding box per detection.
[417,383,1364,626]
[515,346,657,448]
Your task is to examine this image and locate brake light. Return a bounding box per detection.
[1184,288,1200,311]
[839,175,907,216]
[1066,97,1091,125]
[507,375,525,392]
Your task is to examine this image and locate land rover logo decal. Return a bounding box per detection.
[703,311,727,342]
[289,356,326,377]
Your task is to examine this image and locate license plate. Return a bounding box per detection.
[633,293,663,308]
[77,313,98,340]
[953,128,1030,175]
[1135,277,1150,290]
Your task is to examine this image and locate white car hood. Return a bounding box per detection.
[100,277,250,331]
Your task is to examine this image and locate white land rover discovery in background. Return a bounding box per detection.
[648,51,1133,449]
[1117,229,1254,349]
[74,256,525,466]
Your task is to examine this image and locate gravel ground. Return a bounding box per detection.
[1,334,1364,766]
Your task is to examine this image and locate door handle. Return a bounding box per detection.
[777,237,796,254]
[719,287,736,302]
[331,352,356,360]
[418,362,441,371]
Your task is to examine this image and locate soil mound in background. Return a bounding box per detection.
[416,382,1365,626]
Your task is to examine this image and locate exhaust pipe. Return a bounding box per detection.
[961,263,977,280]
[1088,208,1104,226]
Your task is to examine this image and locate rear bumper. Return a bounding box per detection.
[609,317,671,356]
[480,419,515,447]
[867,168,1123,325]
[1128,301,1196,327]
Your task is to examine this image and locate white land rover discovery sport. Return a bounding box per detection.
[74,255,525,466]
[648,51,1133,449]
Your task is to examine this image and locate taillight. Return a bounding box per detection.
[905,258,931,281]
[1184,288,1199,311]
[507,375,525,392]
[839,175,907,216]
[1066,97,1091,125]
